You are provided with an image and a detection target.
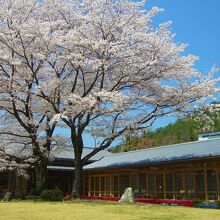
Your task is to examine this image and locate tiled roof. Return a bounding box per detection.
[84,138,220,170]
[51,147,112,161]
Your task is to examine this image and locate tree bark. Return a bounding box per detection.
[72,157,83,196]
[35,162,47,192]
[71,133,83,197]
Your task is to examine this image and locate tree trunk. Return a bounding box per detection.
[72,157,83,197]
[35,162,47,192]
[71,133,83,197]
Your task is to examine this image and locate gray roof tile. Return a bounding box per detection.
[84,138,220,170]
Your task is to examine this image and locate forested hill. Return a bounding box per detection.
[110,110,220,153]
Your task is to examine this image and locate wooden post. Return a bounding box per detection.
[118,174,120,197]
[193,170,196,199]
[172,172,175,199]
[88,175,91,196]
[99,176,101,196]
[146,173,149,197]
[163,172,166,199]
[182,170,186,199]
[204,168,208,200]
[82,174,85,196]
[216,169,220,200]
[104,176,106,196]
[110,174,113,197]
[154,174,157,199]
[137,170,140,197]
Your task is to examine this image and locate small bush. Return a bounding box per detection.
[40,187,63,201]
[40,190,50,200]
[72,192,79,199]
[216,200,220,209]
[193,199,203,207]
[15,191,26,200]
[29,188,42,197]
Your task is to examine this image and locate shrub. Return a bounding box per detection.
[40,187,63,201]
[29,188,42,197]
[72,192,79,199]
[40,190,50,200]
[193,199,203,207]
[15,191,26,200]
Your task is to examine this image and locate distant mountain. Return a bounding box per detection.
[110,106,220,153]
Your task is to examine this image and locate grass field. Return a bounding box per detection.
[0,200,220,220]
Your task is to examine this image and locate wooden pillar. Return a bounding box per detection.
[204,168,208,200]
[110,174,113,197]
[172,172,175,199]
[99,176,101,196]
[182,170,185,190]
[88,175,91,196]
[69,171,72,192]
[193,170,196,199]
[104,176,106,196]
[216,169,220,200]
[163,172,166,199]
[146,173,149,197]
[118,174,120,197]
[83,174,85,196]
[154,173,157,198]
[182,169,186,199]
[137,170,140,197]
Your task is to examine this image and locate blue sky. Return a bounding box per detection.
[58,0,220,147]
[146,0,220,129]
[146,0,220,70]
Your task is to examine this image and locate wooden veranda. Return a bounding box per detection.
[83,157,220,200]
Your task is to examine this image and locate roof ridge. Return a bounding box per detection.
[105,137,220,157]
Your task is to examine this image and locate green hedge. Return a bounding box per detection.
[40,187,63,201]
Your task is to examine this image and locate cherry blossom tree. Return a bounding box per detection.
[0,0,219,196]
[0,0,65,190]
[0,142,34,179]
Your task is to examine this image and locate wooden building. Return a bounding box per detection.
[0,148,112,198]
[1,138,220,201]
[83,138,220,201]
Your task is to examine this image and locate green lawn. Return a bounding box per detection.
[0,200,220,220]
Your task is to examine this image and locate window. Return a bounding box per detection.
[131,175,137,191]
[174,172,182,192]
[84,176,88,195]
[105,176,110,194]
[195,171,205,199]
[185,172,194,199]
[139,174,146,198]
[113,176,119,196]
[94,177,99,195]
[91,177,94,194]
[207,170,217,191]
[156,174,164,192]
[207,170,217,200]
[195,171,204,191]
[156,173,164,199]
[101,177,105,193]
[148,174,155,198]
[186,172,194,191]
[165,173,173,199]
[148,174,155,192]
[119,175,130,195]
